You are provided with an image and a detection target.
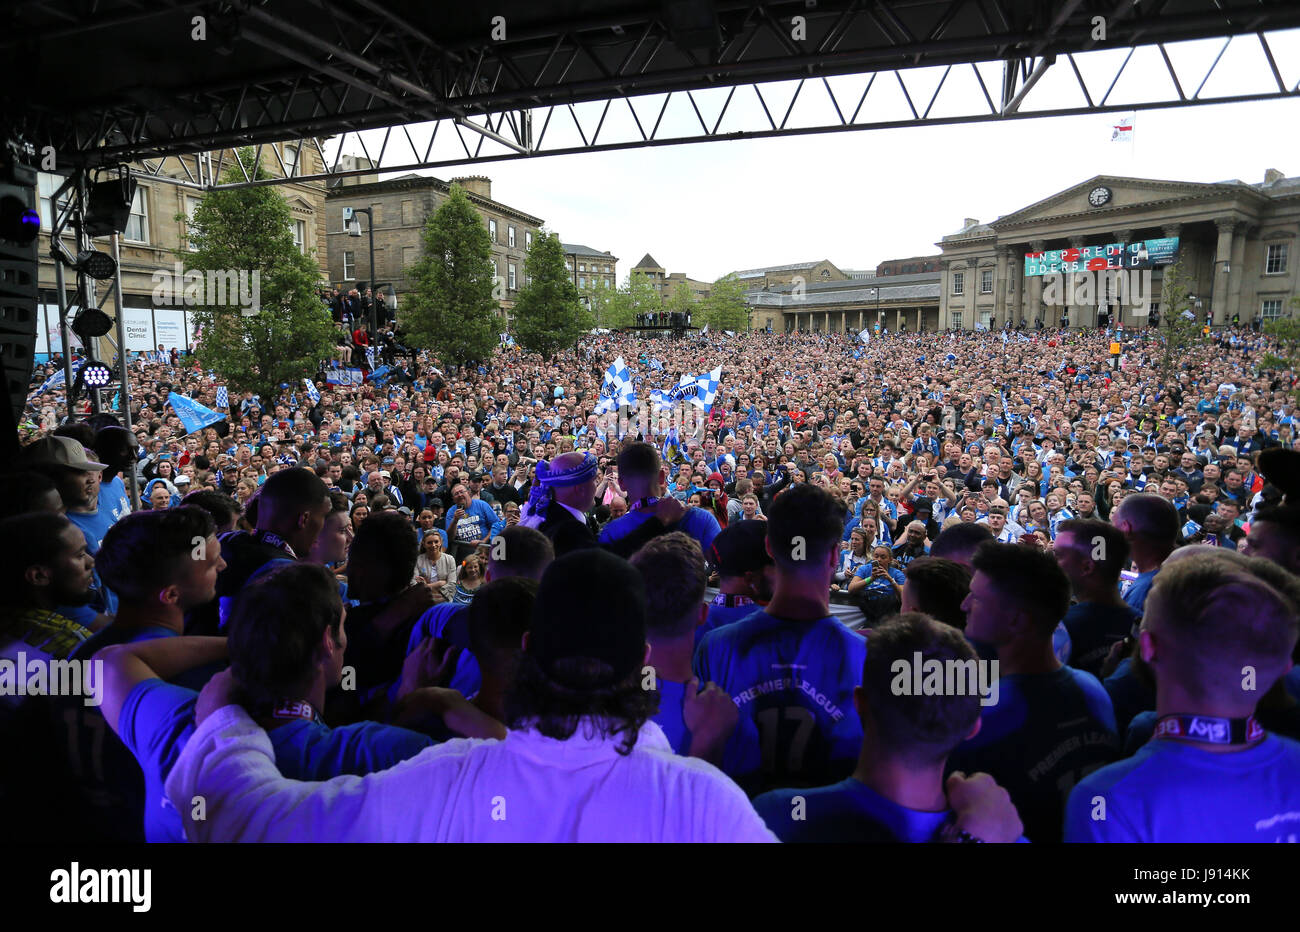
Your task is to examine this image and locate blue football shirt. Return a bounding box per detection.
[118,678,435,842]
[754,778,949,843]
[599,506,721,555]
[946,666,1119,843]
[695,610,866,795]
[1065,734,1300,842]
[406,603,481,697]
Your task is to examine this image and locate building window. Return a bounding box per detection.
[951,312,963,330]
[980,268,993,294]
[38,172,71,230]
[401,199,415,225]
[402,246,417,268]
[283,144,298,177]
[489,219,498,242]
[1261,299,1285,320]
[508,225,516,247]
[579,276,586,288]
[951,271,964,296]
[124,187,149,243]
[525,231,533,250]
[1265,243,1289,274]
[291,219,306,254]
[343,251,355,280]
[508,263,516,290]
[579,263,586,272]
[184,195,202,252]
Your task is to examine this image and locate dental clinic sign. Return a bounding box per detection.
[1024,237,1179,276]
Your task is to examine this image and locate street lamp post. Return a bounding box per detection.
[346,207,378,334]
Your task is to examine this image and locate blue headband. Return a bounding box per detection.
[526,453,598,515]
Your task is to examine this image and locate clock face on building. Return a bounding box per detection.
[1088,186,1112,207]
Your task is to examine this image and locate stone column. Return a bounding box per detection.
[1227,222,1249,324]
[994,248,1009,324]
[1212,217,1237,325]
[1028,240,1046,327]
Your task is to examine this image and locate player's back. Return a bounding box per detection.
[695,610,866,794]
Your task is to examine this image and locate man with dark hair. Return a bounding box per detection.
[1053,519,1140,677]
[631,532,741,762]
[462,577,537,729]
[928,522,993,566]
[601,442,717,553]
[165,548,776,841]
[1111,492,1181,616]
[754,613,1024,843]
[0,471,63,520]
[190,466,332,635]
[949,542,1119,842]
[326,510,428,724]
[900,558,971,630]
[1067,554,1300,841]
[695,484,869,794]
[181,489,243,534]
[1242,504,1300,573]
[703,520,774,644]
[60,506,226,840]
[95,562,493,842]
[0,512,96,665]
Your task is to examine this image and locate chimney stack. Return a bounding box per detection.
[963,218,979,229]
[1264,168,1284,185]
[451,175,492,199]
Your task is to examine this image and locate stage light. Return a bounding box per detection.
[85,175,137,237]
[1,192,39,243]
[75,249,117,280]
[82,361,112,388]
[70,307,115,340]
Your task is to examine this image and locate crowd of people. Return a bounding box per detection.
[3,316,1299,843]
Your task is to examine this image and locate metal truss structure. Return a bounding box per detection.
[8,1,1300,190]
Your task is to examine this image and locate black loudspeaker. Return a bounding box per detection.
[0,158,39,430]
[85,175,136,237]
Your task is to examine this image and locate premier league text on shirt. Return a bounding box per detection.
[889,653,999,708]
[0,653,103,706]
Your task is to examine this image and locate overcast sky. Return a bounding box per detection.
[343,31,1300,283]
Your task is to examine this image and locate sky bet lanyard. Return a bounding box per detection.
[253,530,297,559]
[711,593,755,609]
[1153,714,1264,747]
[272,698,325,726]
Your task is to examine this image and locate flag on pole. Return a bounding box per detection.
[169,393,227,434]
[701,323,709,334]
[215,385,229,409]
[1111,113,1134,143]
[302,379,320,405]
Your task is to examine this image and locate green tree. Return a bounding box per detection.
[512,231,591,359]
[582,280,621,329]
[1155,258,1205,385]
[665,280,696,318]
[180,147,334,401]
[1260,304,1300,398]
[700,273,750,331]
[404,183,499,364]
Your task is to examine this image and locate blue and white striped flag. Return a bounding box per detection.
[649,357,664,372]
[302,379,320,405]
[595,355,635,414]
[693,365,723,410]
[215,385,229,409]
[650,389,674,412]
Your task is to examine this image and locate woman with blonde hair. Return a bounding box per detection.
[415,530,456,602]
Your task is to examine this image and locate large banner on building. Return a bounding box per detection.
[1024,237,1179,276]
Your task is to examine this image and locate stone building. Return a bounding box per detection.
[325,173,543,321]
[562,244,618,291]
[631,254,712,304]
[35,141,330,360]
[938,171,1300,329]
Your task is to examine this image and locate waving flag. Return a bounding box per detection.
[325,367,365,386]
[649,357,664,372]
[858,328,871,343]
[667,373,699,404]
[650,389,675,412]
[34,360,84,395]
[303,379,320,405]
[215,385,229,409]
[693,365,723,410]
[595,355,635,414]
[1111,113,1135,143]
[169,393,227,435]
